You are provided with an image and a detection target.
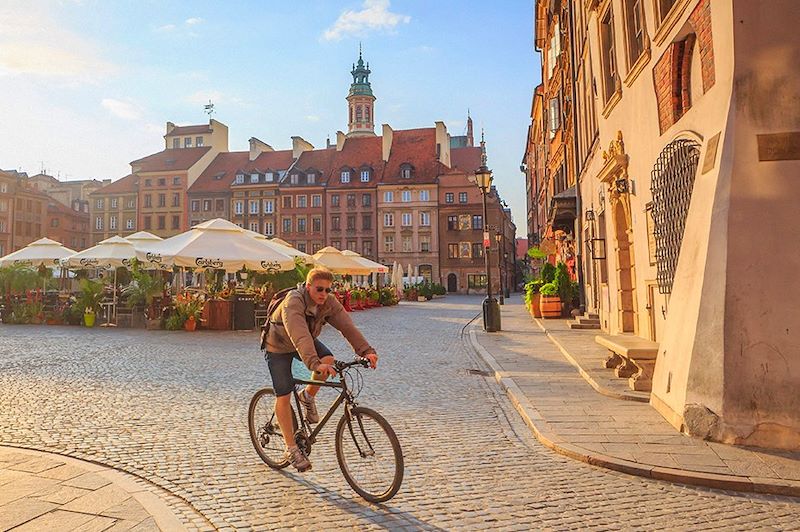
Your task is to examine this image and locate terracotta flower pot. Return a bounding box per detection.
[529,293,542,318]
[184,316,197,332]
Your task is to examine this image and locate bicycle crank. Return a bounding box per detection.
[294,431,312,456]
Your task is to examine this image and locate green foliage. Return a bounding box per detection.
[257,258,311,291]
[539,282,558,296]
[527,247,547,260]
[62,302,83,325]
[541,263,556,284]
[0,264,41,294]
[164,312,186,330]
[77,278,105,314]
[554,262,571,302]
[523,279,544,310]
[122,259,162,308]
[378,287,399,306]
[431,282,446,296]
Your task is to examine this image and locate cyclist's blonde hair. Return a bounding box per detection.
[306,267,334,284]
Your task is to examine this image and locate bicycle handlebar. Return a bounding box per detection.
[334,356,370,372]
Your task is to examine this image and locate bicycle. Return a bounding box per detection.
[248,356,404,503]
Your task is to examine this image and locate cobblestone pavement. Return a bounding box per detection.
[0,296,799,530]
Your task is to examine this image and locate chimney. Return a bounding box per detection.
[291,136,314,159]
[249,137,274,161]
[336,131,346,151]
[382,124,393,162]
[435,121,451,168]
[166,121,175,135]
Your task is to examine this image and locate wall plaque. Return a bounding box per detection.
[702,132,721,174]
[757,132,800,161]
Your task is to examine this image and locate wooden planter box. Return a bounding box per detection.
[204,299,233,330]
[540,295,562,319]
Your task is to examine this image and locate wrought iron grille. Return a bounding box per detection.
[650,139,701,294]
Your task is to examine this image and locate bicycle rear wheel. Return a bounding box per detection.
[248,387,297,469]
[335,406,403,503]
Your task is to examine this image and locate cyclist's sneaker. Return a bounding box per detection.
[299,389,320,423]
[285,446,312,472]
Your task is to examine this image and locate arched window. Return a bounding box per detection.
[356,106,363,122]
[365,105,370,122]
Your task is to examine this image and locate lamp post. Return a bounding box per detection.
[476,164,501,332]
[495,232,504,305]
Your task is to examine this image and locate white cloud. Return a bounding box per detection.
[0,3,116,81]
[101,98,143,121]
[305,115,321,122]
[322,0,410,41]
[155,24,177,33]
[185,17,203,26]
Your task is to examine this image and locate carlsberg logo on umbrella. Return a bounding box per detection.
[195,257,224,268]
[260,260,281,272]
[146,252,162,263]
[79,258,100,267]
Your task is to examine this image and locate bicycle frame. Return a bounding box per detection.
[291,376,353,445]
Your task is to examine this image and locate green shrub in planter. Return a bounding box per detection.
[539,282,558,296]
[541,263,556,284]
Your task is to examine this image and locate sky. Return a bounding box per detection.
[0,0,541,237]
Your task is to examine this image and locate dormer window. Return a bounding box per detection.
[184,137,192,148]
[235,173,245,184]
[308,173,316,184]
[341,170,351,183]
[360,169,370,182]
[266,172,274,182]
[400,164,413,179]
[250,173,260,183]
[290,174,299,185]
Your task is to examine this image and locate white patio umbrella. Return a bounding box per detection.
[243,229,313,263]
[407,263,413,284]
[311,246,373,276]
[63,236,143,324]
[125,231,163,245]
[137,218,296,273]
[341,250,389,274]
[0,237,76,268]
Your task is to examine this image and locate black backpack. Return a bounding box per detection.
[259,287,295,351]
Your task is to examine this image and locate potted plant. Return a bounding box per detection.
[554,262,572,317]
[524,279,544,318]
[122,260,163,329]
[77,278,105,327]
[539,282,561,319]
[174,292,204,331]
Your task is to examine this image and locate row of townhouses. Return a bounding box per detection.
[79,53,517,294]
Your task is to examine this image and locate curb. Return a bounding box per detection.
[530,317,649,403]
[0,443,213,530]
[466,329,800,498]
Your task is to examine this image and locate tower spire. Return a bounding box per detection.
[466,109,474,147]
[480,128,487,167]
[346,47,376,137]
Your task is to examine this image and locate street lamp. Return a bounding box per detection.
[475,164,501,332]
[495,232,504,305]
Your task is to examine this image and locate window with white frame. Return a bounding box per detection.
[290,174,299,184]
[360,170,370,182]
[402,236,412,252]
[203,199,211,211]
[111,198,118,208]
[308,173,316,184]
[420,235,430,252]
[249,221,259,232]
[311,194,321,207]
[297,195,307,208]
[126,218,134,230]
[384,213,394,227]
[401,166,412,179]
[249,200,259,214]
[420,212,431,226]
[266,172,274,182]
[235,174,245,184]
[459,192,468,203]
[384,191,394,203]
[401,190,411,202]
[341,170,350,183]
[263,199,274,213]
[95,217,103,230]
[251,173,260,183]
[191,200,200,212]
[110,216,117,230]
[419,190,430,201]
[297,218,306,233]
[96,199,104,209]
[264,221,274,235]
[127,199,135,209]
[282,218,292,233]
[445,192,454,203]
[234,200,244,215]
[384,235,394,252]
[401,212,412,227]
[184,137,192,148]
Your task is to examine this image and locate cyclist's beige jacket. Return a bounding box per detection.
[265,284,375,372]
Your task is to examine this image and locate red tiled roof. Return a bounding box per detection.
[449,146,482,174]
[167,124,212,136]
[329,136,384,188]
[381,128,442,184]
[245,149,294,173]
[188,152,250,193]
[130,147,211,173]
[91,173,139,195]
[47,198,88,218]
[290,148,337,185]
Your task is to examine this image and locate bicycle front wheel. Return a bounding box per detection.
[248,387,297,469]
[335,406,403,503]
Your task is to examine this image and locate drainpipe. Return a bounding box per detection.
[566,0,586,313]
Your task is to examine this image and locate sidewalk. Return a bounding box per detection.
[469,300,800,497]
[0,445,189,531]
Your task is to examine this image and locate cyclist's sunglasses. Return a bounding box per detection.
[315,287,333,293]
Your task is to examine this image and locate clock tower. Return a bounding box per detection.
[346,47,376,137]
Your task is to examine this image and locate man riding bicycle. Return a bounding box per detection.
[263,267,379,472]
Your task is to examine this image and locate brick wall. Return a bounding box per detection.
[689,0,715,93]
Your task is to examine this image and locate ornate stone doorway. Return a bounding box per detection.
[612,196,637,332]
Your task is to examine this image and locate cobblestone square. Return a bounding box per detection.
[1,296,799,530]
